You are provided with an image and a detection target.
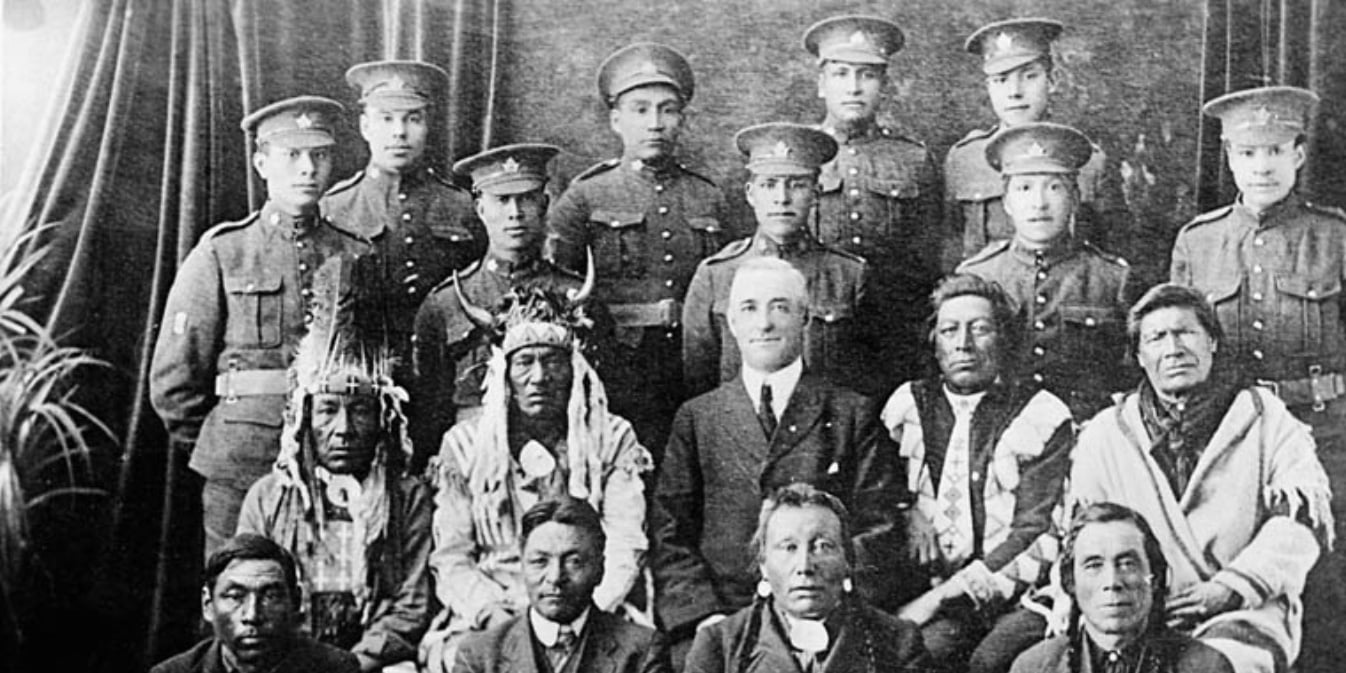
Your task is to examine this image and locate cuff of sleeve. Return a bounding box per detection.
[1212,569,1261,610]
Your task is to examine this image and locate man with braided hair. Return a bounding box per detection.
[236,257,432,673]
[419,285,652,673]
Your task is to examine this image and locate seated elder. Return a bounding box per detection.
[1011,502,1233,673]
[236,259,432,673]
[453,496,671,672]
[151,533,358,673]
[883,273,1072,673]
[684,483,928,673]
[1069,283,1333,673]
[420,285,652,673]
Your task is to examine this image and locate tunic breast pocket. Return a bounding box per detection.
[863,175,921,234]
[590,209,646,279]
[1059,305,1124,364]
[686,216,724,259]
[807,302,860,374]
[223,274,283,348]
[1274,273,1343,351]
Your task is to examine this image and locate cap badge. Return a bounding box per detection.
[994,31,1014,53]
[1252,105,1274,126]
[634,61,659,77]
[848,31,869,48]
[295,113,314,129]
[501,157,521,174]
[1025,141,1048,158]
[386,74,408,91]
[768,140,793,158]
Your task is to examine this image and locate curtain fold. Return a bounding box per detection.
[1,2,499,670]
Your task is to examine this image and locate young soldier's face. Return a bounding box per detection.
[609,84,685,162]
[985,60,1052,127]
[360,105,429,172]
[1072,521,1154,643]
[745,173,816,242]
[817,61,885,125]
[477,189,549,255]
[1226,139,1305,213]
[1002,173,1076,248]
[253,145,333,212]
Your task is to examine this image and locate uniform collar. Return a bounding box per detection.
[1234,191,1305,230]
[529,606,590,647]
[750,231,820,258]
[260,201,319,233]
[821,119,883,145]
[1009,235,1079,268]
[484,252,543,278]
[625,157,680,181]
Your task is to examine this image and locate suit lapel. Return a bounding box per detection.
[747,605,804,673]
[502,617,542,673]
[820,603,866,673]
[721,378,773,464]
[575,611,620,673]
[765,375,826,465]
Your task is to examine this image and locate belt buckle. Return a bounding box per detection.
[1309,365,1332,412]
[224,360,239,404]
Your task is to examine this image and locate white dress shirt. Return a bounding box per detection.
[742,358,804,421]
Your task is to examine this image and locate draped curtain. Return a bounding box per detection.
[0,1,500,671]
[1196,0,1346,211]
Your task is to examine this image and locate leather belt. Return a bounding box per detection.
[609,299,681,328]
[215,369,289,402]
[1258,366,1346,412]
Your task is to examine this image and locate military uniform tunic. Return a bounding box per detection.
[816,122,942,389]
[322,164,485,369]
[1171,193,1346,437]
[681,234,878,398]
[150,202,369,485]
[945,125,1121,265]
[957,236,1132,420]
[546,158,728,454]
[411,253,586,460]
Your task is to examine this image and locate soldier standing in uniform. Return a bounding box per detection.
[957,122,1131,422]
[546,43,728,459]
[682,123,879,399]
[803,15,942,391]
[1170,86,1345,673]
[413,143,593,458]
[322,61,485,463]
[945,19,1125,267]
[150,97,369,560]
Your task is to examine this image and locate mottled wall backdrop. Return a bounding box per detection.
[486,0,1205,286]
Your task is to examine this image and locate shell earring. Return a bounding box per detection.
[842,577,854,593]
[757,580,772,598]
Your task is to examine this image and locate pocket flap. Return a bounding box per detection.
[811,302,854,323]
[591,210,644,229]
[687,216,722,233]
[1195,277,1241,304]
[1275,274,1342,300]
[1060,305,1118,327]
[818,172,842,193]
[864,176,919,199]
[223,274,282,294]
[217,395,284,427]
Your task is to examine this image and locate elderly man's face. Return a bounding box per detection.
[609,84,684,162]
[310,391,380,479]
[746,173,816,243]
[1072,521,1154,644]
[817,60,885,126]
[760,504,849,620]
[1003,173,1075,249]
[523,521,604,624]
[202,559,296,673]
[727,269,807,374]
[1135,306,1217,402]
[360,105,429,172]
[934,294,1001,394]
[508,345,573,420]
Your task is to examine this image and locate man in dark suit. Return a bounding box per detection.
[150,534,358,673]
[653,256,902,657]
[453,497,671,673]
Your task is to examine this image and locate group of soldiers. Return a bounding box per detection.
[145,11,1346,673]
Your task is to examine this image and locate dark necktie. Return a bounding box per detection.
[758,382,778,439]
[546,624,576,672]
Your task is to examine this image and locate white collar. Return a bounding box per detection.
[529,606,590,647]
[743,358,804,417]
[942,385,988,416]
[780,611,830,653]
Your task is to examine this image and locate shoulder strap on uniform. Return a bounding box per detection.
[572,159,621,183]
[1179,204,1234,232]
[705,238,752,264]
[677,162,720,187]
[202,211,260,239]
[1305,200,1346,221]
[951,126,996,149]
[425,166,468,192]
[959,239,1011,267]
[324,170,364,196]
[428,258,483,294]
[1080,240,1130,268]
[876,125,927,147]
